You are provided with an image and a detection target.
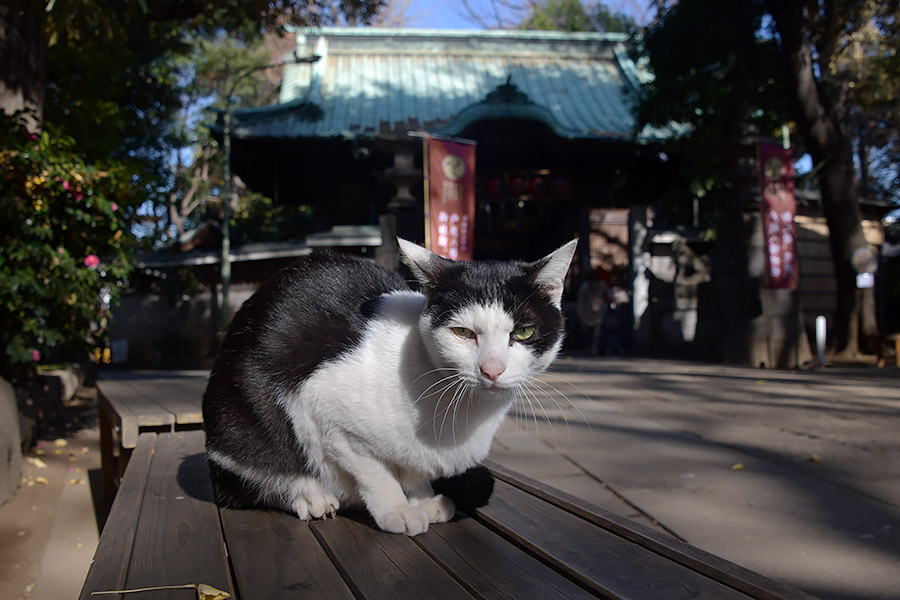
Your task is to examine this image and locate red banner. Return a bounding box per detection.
[758,142,798,290]
[425,136,476,261]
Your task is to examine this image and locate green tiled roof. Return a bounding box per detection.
[232,27,647,141]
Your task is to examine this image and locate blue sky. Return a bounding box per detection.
[403,1,473,28]
[396,0,653,29]
[398,0,505,29]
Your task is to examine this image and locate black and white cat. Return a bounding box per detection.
[202,238,576,535]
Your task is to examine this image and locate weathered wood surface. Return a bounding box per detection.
[98,372,207,448]
[81,429,819,600]
[96,371,207,498]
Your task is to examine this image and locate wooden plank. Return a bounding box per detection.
[121,431,234,599]
[79,433,158,600]
[311,512,475,600]
[122,377,204,426]
[220,507,356,599]
[117,379,182,428]
[152,379,206,425]
[485,462,818,600]
[414,517,597,600]
[98,380,176,447]
[477,479,755,600]
[97,383,136,449]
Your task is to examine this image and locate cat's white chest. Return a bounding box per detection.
[292,311,510,478]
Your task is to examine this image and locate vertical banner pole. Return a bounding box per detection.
[421,134,431,250]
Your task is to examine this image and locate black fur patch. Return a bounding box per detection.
[432,465,495,513]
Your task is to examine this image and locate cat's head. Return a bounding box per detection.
[398,238,577,390]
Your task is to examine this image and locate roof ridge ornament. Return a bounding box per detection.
[483,76,534,106]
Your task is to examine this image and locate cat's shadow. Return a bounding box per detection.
[176,454,494,532]
[177,452,220,503]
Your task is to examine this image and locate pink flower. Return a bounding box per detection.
[58,247,65,254]
[31,350,40,362]
[84,254,100,268]
[111,203,118,212]
[63,180,71,191]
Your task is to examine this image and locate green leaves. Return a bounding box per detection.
[0,116,137,373]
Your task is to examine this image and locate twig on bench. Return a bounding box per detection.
[91,583,230,599]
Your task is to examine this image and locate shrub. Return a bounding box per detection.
[0,115,137,380]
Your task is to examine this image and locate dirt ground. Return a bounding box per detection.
[0,388,109,600]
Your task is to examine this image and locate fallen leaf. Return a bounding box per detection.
[54,438,68,448]
[731,463,745,471]
[34,476,49,485]
[755,380,767,386]
[197,584,232,600]
[809,454,821,463]
[68,478,84,486]
[26,457,48,469]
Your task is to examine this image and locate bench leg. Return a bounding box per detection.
[99,408,116,500]
[118,446,133,482]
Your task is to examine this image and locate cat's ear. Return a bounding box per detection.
[397,238,450,288]
[530,239,578,307]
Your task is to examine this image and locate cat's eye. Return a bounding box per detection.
[451,327,475,340]
[512,326,536,341]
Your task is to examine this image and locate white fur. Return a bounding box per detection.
[277,292,542,535]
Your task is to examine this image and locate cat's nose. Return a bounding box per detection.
[480,358,505,382]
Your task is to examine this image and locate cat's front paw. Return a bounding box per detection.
[411,494,455,524]
[374,505,431,536]
[292,492,340,521]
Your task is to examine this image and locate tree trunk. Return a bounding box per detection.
[0,1,45,132]
[766,0,877,356]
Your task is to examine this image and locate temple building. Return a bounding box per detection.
[226,27,669,275]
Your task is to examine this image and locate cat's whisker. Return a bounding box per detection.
[524,379,569,430]
[414,372,466,405]
[527,375,593,433]
[514,383,543,439]
[526,380,573,446]
[431,376,466,439]
[535,371,595,407]
[516,381,561,448]
[407,367,459,389]
[449,382,469,445]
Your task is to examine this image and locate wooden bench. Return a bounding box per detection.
[97,371,207,498]
[79,430,817,600]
